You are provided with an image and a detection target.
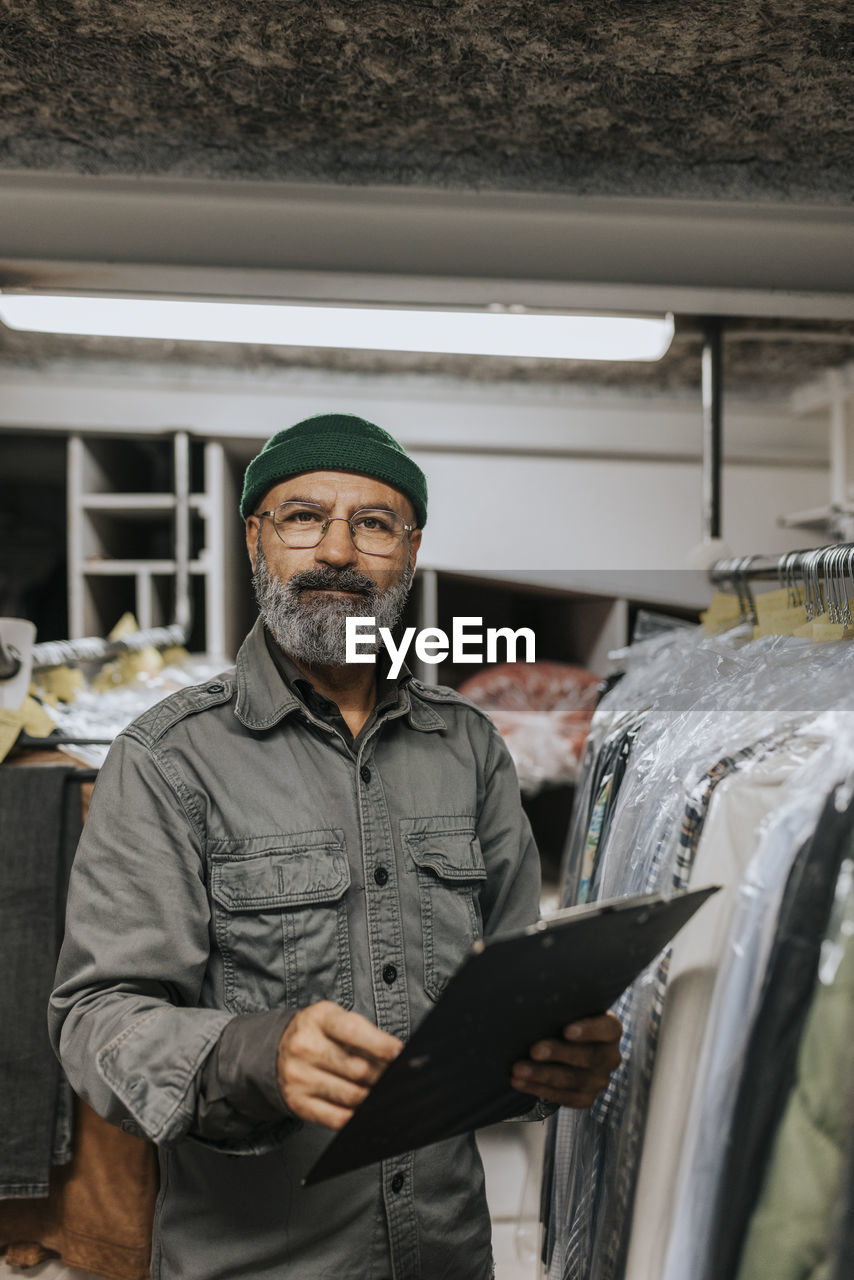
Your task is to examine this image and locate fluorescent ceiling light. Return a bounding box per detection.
[0,294,674,361]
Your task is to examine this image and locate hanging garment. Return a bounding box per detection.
[574,715,646,906]
[625,739,823,1280]
[543,624,812,1280]
[663,724,854,1280]
[0,766,82,1198]
[543,620,854,1280]
[540,715,646,1274]
[572,738,808,1280]
[0,753,157,1280]
[703,781,854,1280]
[736,855,854,1280]
[545,738,766,1280]
[831,1077,854,1280]
[0,1096,156,1280]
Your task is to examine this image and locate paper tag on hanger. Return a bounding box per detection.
[0,618,36,710]
[754,604,808,637]
[37,665,86,706]
[754,587,805,622]
[0,697,58,763]
[811,621,854,643]
[700,593,743,633]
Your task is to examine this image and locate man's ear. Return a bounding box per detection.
[409,527,422,574]
[246,517,260,571]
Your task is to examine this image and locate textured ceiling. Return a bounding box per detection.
[0,1,852,201]
[1,2,852,393]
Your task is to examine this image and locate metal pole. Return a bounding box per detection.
[173,430,192,638]
[415,569,439,685]
[31,623,187,672]
[701,318,724,542]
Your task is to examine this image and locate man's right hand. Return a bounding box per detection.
[276,1001,403,1129]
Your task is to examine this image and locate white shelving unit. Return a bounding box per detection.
[67,431,238,658]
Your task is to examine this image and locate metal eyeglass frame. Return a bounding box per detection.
[254,500,416,558]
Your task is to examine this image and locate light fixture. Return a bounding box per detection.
[0,294,675,362]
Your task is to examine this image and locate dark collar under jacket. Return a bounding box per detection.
[233,616,445,735]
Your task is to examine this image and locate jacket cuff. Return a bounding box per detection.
[191,1008,302,1150]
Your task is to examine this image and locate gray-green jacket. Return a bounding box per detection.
[49,618,542,1280]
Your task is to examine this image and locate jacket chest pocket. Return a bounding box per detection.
[401,818,487,1002]
[209,830,353,1014]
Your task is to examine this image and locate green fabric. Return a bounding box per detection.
[239,413,428,527]
[737,892,854,1280]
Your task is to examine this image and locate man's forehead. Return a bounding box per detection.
[263,470,414,516]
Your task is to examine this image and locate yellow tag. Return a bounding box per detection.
[109,612,141,640]
[0,708,24,763]
[160,645,191,666]
[19,695,58,738]
[793,619,817,639]
[93,613,171,690]
[92,646,164,692]
[754,605,808,637]
[811,621,854,643]
[755,587,805,624]
[0,696,58,760]
[36,665,86,706]
[701,592,744,633]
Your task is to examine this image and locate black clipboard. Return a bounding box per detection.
[304,884,719,1184]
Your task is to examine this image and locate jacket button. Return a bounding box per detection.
[374,865,389,886]
[360,765,372,784]
[391,1172,405,1193]
[207,683,224,694]
[382,963,397,985]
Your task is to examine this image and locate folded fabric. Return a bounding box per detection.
[0,1096,157,1279]
[0,765,82,1198]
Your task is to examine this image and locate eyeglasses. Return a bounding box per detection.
[255,500,416,557]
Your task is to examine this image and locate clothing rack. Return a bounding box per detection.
[29,621,188,674]
[710,543,854,626]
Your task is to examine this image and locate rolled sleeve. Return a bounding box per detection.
[48,733,291,1151]
[191,1009,302,1151]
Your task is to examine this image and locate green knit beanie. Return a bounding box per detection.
[240,413,428,528]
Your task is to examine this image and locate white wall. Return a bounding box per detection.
[415,451,827,574]
[0,361,829,607]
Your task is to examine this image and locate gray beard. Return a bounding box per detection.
[252,540,414,669]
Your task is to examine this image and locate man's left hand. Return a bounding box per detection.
[510,1012,623,1109]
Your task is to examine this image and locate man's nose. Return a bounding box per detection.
[315,517,357,567]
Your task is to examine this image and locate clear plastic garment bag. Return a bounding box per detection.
[543,622,854,1280]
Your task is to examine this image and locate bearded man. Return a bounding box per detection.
[50,414,621,1280]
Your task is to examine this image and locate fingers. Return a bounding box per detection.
[302,1097,357,1131]
[560,1012,623,1044]
[526,1035,622,1074]
[304,1031,390,1088]
[510,1012,624,1110]
[276,1002,403,1128]
[321,1003,404,1063]
[510,1056,614,1107]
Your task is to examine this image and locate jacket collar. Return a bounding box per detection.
[234,616,446,734]
[234,617,305,731]
[400,683,447,733]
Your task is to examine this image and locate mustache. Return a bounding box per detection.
[285,566,377,596]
